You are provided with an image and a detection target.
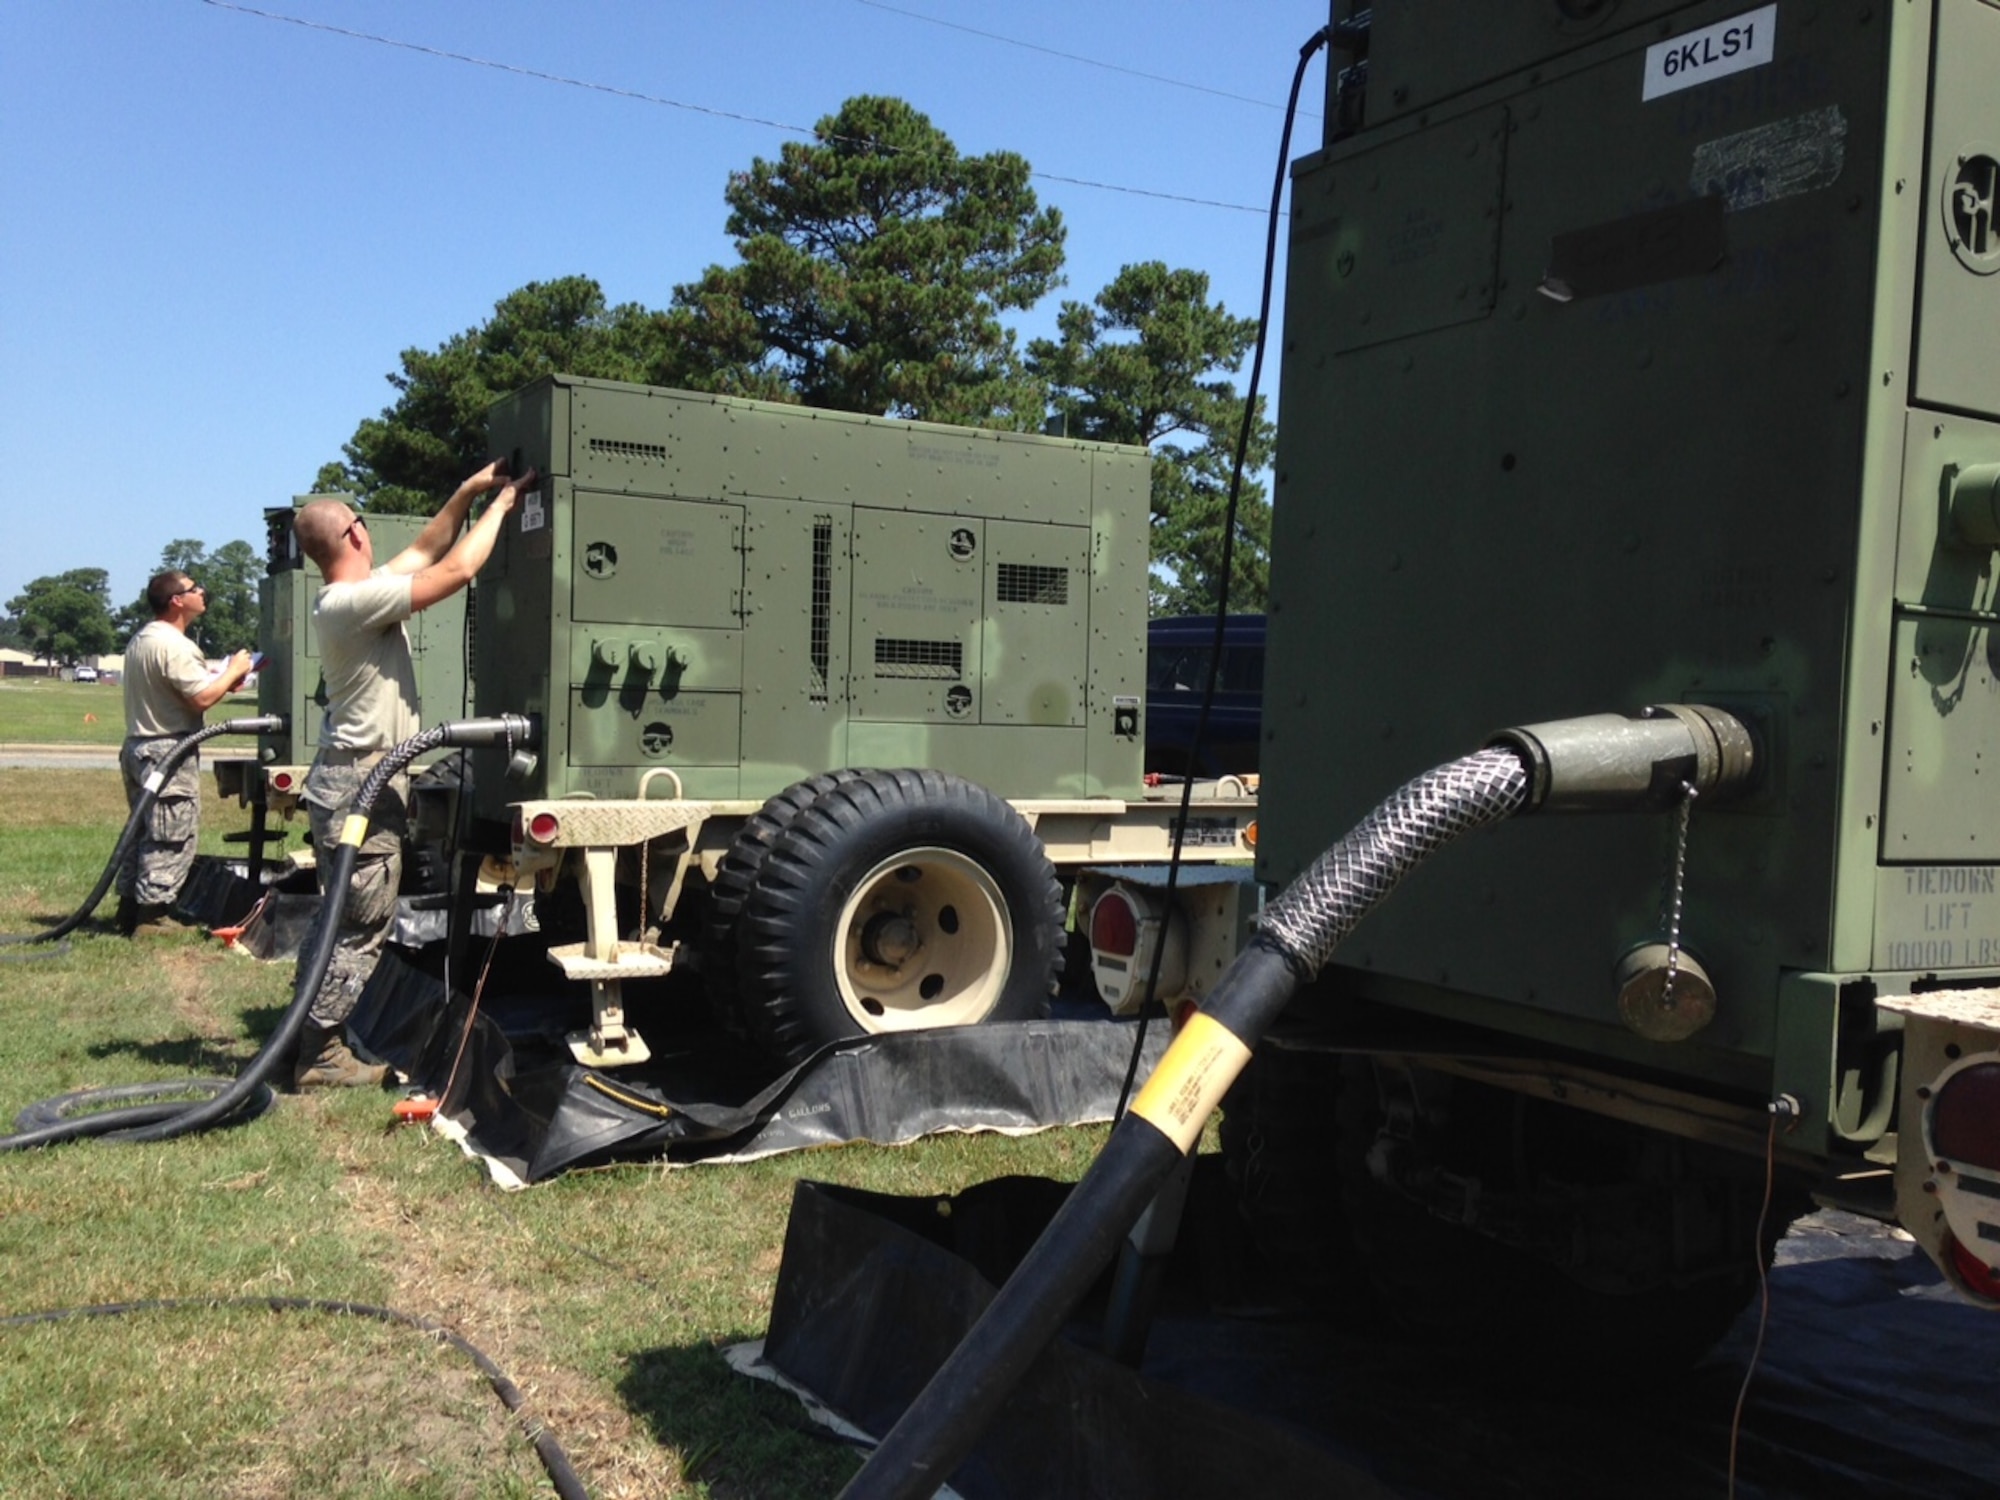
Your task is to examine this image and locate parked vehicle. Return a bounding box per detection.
[1143,614,1264,779]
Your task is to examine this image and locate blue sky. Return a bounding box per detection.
[1,0,1329,616]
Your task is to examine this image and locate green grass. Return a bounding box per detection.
[0,678,261,747]
[0,768,1118,1498]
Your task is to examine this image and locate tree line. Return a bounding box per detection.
[3,541,261,668]
[319,97,1274,615]
[7,95,1272,667]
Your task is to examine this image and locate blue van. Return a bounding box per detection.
[1144,614,1265,778]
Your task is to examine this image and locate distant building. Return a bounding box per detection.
[0,648,125,680]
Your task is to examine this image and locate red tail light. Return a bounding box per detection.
[1932,1061,2000,1172]
[1090,890,1139,958]
[270,771,296,793]
[526,811,562,844]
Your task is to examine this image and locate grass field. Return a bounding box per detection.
[0,767,1119,1498]
[0,677,260,747]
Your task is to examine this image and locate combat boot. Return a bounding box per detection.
[293,1025,389,1090]
[116,896,176,937]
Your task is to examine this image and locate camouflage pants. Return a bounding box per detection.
[299,752,410,1029]
[118,736,201,906]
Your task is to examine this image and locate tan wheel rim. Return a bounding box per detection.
[833,847,1012,1031]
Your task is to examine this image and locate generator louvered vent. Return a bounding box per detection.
[874,637,963,680]
[810,517,832,703]
[588,437,671,463]
[996,563,1069,605]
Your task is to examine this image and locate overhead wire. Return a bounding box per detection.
[198,0,1275,215]
[847,0,1321,120]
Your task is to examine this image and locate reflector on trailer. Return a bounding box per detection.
[1087,884,1187,1016]
[1090,889,1140,958]
[1932,1060,2000,1173]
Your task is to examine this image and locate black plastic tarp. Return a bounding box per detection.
[172,855,535,961]
[346,946,1168,1184]
[762,1177,1399,1500]
[756,1173,2000,1500]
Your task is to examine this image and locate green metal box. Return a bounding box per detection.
[469,376,1151,830]
[1266,0,2000,1098]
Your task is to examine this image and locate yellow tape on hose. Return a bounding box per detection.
[1130,1012,1252,1155]
[339,815,371,848]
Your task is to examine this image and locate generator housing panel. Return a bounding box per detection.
[471,376,1151,824]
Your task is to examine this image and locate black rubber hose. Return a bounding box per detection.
[12,1077,278,1135]
[838,749,1532,1500]
[2,1296,589,1500]
[845,694,1767,1495]
[0,715,533,1150]
[0,714,287,950]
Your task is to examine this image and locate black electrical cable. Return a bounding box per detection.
[1,1296,588,1500]
[1113,23,1331,1123]
[0,714,287,959]
[0,714,533,1151]
[1727,1107,1784,1498]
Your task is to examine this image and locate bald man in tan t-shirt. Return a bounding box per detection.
[286,460,537,1088]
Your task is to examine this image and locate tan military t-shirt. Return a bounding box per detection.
[313,570,420,751]
[122,619,212,737]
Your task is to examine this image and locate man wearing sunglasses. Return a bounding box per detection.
[286,460,538,1088]
[116,571,256,935]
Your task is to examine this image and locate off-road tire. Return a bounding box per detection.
[735,768,1063,1067]
[701,770,865,1040]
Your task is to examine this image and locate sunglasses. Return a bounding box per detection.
[343,515,369,544]
[175,583,207,599]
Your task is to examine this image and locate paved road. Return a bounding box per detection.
[0,742,120,769]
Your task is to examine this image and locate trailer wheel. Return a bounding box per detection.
[736,768,1063,1066]
[701,770,864,1040]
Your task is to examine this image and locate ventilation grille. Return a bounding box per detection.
[588,436,670,463]
[996,563,1069,605]
[810,518,832,703]
[874,637,963,679]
